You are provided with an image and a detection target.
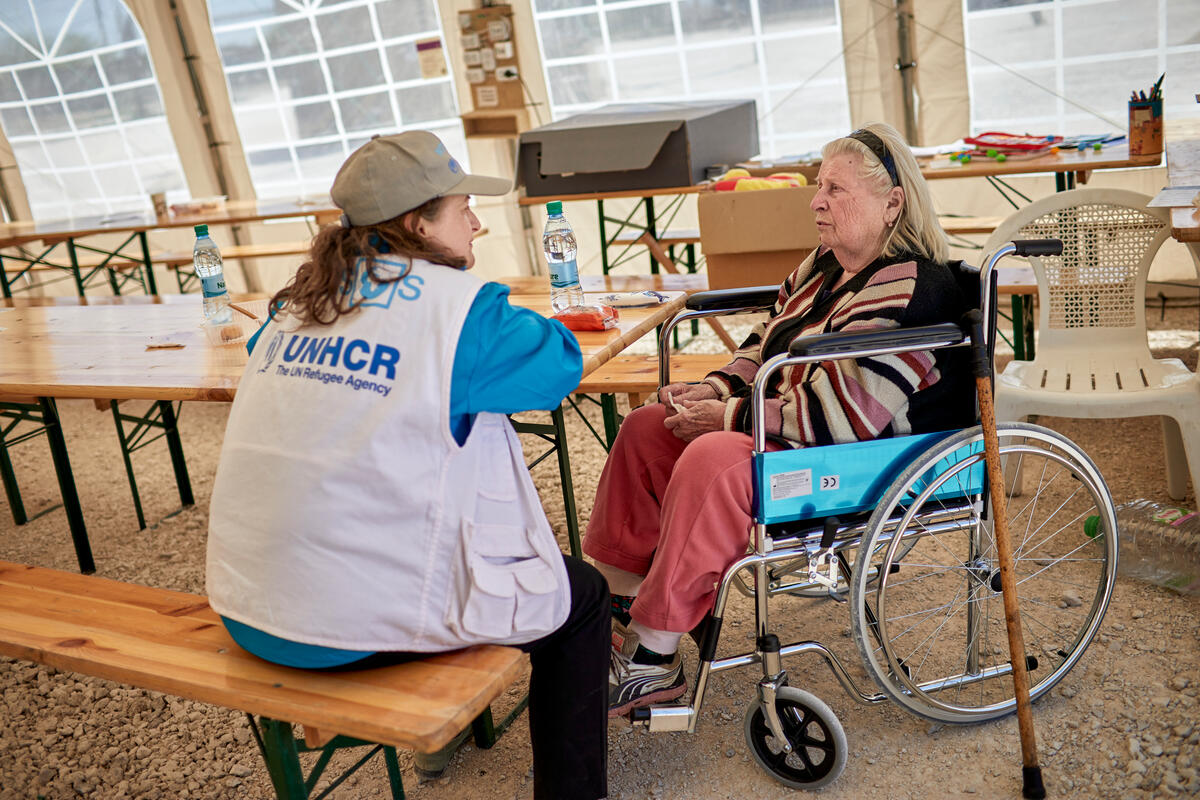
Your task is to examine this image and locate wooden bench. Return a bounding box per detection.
[576,353,732,446]
[0,559,527,799]
[938,215,1004,236]
[611,227,700,248]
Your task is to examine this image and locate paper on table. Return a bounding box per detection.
[910,141,968,157]
[1147,186,1200,208]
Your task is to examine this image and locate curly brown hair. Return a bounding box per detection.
[270,196,465,327]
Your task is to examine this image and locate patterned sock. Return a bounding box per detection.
[632,644,672,665]
[610,593,634,626]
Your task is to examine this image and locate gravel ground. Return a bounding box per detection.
[1,305,1198,800]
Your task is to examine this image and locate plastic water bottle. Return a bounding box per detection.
[193,224,232,325]
[543,201,583,313]
[1086,499,1200,594]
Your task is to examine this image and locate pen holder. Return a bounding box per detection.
[1128,98,1163,156]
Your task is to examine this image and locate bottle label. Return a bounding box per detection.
[549,258,579,289]
[201,274,227,298]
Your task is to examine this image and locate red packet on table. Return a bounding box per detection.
[552,304,619,331]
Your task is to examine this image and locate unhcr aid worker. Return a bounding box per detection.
[205,131,608,800]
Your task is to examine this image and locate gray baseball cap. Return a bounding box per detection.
[331,131,511,226]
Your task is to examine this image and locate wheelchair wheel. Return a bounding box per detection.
[849,423,1117,724]
[743,687,847,790]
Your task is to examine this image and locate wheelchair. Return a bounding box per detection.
[627,240,1119,790]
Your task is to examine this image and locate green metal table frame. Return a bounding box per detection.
[0,398,94,572]
[596,194,697,276]
[247,692,528,798]
[0,232,157,298]
[509,407,582,557]
[107,400,195,530]
[0,396,194,573]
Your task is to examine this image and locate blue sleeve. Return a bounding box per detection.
[245,319,270,354]
[450,282,582,437]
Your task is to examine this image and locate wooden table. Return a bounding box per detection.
[0,198,339,299]
[1164,139,1200,245]
[0,285,685,571]
[919,143,1160,190]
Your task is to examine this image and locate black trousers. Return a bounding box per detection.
[339,555,609,799]
[518,555,609,800]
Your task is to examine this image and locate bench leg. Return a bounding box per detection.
[257,718,309,799]
[0,421,27,525]
[383,747,407,799]
[40,397,95,573]
[252,716,409,800]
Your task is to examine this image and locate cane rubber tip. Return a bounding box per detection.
[1022,766,1047,799]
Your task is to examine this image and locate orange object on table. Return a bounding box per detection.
[552,304,619,331]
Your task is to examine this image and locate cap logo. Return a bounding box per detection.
[435,141,462,174]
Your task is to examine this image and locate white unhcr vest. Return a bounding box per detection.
[206,258,569,651]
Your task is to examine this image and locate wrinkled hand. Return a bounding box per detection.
[658,381,717,415]
[662,399,726,442]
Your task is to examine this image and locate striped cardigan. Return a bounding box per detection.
[704,247,974,445]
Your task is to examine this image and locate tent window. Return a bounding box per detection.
[0,0,187,220]
[210,0,466,199]
[964,0,1199,136]
[530,0,850,160]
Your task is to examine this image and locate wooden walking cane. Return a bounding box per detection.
[965,302,1046,800]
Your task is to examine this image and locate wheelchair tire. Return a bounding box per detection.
[848,423,1117,724]
[743,686,847,791]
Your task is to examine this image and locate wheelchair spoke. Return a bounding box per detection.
[850,424,1116,723]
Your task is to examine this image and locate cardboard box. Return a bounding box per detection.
[698,186,819,290]
[734,161,821,181]
[517,101,758,197]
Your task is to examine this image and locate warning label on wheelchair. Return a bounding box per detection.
[770,469,813,501]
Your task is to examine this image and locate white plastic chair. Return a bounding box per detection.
[986,188,1200,500]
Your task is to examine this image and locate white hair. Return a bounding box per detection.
[822,122,949,263]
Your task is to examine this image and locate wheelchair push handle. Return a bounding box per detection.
[1010,239,1062,258]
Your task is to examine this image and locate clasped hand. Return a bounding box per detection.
[658,382,724,442]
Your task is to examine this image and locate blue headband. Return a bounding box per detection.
[848,129,899,187]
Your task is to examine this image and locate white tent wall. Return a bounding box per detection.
[124,0,281,294]
[912,0,970,145]
[838,0,969,144]
[841,0,910,137]
[1,0,1194,293]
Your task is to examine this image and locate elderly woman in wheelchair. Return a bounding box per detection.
[585,123,1118,790]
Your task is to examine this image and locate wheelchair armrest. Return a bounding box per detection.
[685,285,780,313]
[788,322,968,358]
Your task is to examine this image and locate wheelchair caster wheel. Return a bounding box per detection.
[743,687,847,790]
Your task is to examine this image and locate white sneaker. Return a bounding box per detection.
[608,627,685,718]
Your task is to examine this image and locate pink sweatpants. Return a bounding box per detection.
[583,403,774,633]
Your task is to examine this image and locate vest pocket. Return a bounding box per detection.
[449,520,561,639]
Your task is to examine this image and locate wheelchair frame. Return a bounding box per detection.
[626,242,1119,790]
